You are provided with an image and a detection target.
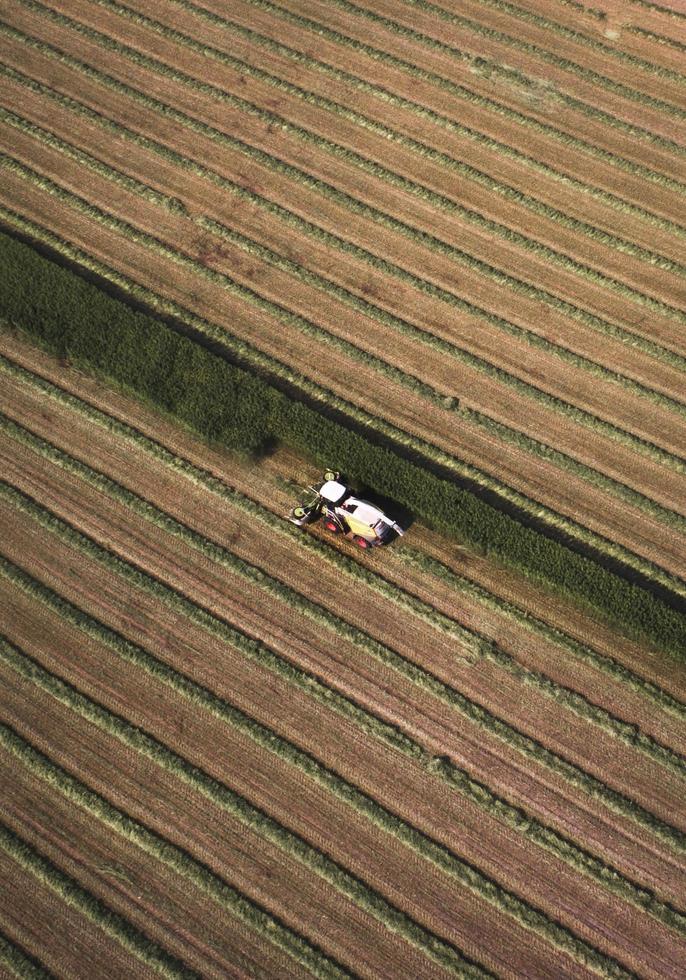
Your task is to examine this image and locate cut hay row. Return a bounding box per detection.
[0,930,50,980]
[306,0,686,148]
[0,638,473,980]
[0,821,190,979]
[4,409,686,795]
[2,541,684,976]
[235,0,686,232]
[2,343,683,728]
[0,630,601,979]
[4,25,685,387]
[368,0,686,118]
[26,0,686,339]
[0,725,350,980]
[3,155,685,601]
[2,451,686,859]
[429,0,686,78]
[67,0,686,319]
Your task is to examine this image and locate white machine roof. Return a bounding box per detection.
[339,497,386,526]
[320,479,348,503]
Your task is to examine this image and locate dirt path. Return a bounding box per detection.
[3,568,684,979]
[0,745,311,980]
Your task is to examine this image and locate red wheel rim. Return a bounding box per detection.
[357,537,370,548]
[325,521,338,532]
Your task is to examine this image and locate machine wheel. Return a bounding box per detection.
[324,470,338,482]
[355,536,371,549]
[325,521,340,533]
[293,507,307,518]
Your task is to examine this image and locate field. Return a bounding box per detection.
[0,0,685,976]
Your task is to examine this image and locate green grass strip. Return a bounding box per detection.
[2,480,685,866]
[0,820,196,979]
[2,344,683,719]
[0,724,352,979]
[0,932,51,980]
[4,407,685,788]
[3,155,685,605]
[0,631,502,979]
[1,226,685,659]
[0,601,634,978]
[26,0,686,331]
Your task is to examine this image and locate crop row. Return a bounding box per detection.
[3,467,685,870]
[0,815,191,979]
[239,0,686,205]
[78,0,686,312]
[0,719,356,980]
[24,0,686,333]
[2,228,684,656]
[4,153,686,606]
[0,622,598,978]
[2,345,682,721]
[5,22,685,382]
[5,408,686,792]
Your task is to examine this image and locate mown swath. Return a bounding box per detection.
[0,929,50,980]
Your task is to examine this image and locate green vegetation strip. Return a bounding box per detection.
[2,226,686,657]
[4,154,686,606]
[1,425,685,936]
[0,633,504,979]
[25,0,686,333]
[3,408,685,788]
[2,345,683,722]
[84,0,686,325]
[0,820,196,979]
[0,724,352,979]
[0,590,638,978]
[0,931,51,980]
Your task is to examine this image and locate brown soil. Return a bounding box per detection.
[0,746,310,980]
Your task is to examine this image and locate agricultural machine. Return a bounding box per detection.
[288,470,404,548]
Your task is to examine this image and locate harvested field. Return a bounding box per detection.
[1,0,686,974]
